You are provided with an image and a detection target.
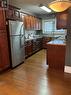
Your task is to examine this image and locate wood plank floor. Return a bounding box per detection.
[0,49,71,95]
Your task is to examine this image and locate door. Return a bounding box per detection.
[0,30,10,71]
[10,36,23,67]
[0,8,6,30]
[20,23,25,62]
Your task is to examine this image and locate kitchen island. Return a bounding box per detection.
[46,39,66,72]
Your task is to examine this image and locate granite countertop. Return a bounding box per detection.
[47,39,66,45]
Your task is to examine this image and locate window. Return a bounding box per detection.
[44,21,54,33]
[42,18,65,34]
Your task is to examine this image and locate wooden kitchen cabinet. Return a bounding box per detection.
[42,37,52,49]
[56,8,71,29]
[25,38,42,58]
[35,18,39,30]
[38,19,42,30]
[24,15,42,30]
[30,16,34,30]
[5,5,20,20]
[5,8,14,19]
[47,40,66,72]
[0,31,10,71]
[25,40,33,58]
[35,38,42,51]
[0,8,6,30]
[24,15,33,30]
[24,15,31,30]
[0,7,10,71]
[32,38,42,53]
[34,18,41,30]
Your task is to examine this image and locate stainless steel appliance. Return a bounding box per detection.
[9,20,25,68]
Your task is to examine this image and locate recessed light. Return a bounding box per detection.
[40,5,51,13]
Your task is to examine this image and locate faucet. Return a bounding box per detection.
[28,34,30,39]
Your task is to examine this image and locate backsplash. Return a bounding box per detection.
[25,30,36,39]
[25,30,43,39]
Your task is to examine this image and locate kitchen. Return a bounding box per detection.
[0,0,71,95]
[0,1,70,69]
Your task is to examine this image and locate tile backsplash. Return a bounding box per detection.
[25,30,36,39]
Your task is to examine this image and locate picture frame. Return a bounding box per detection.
[1,0,8,8]
[14,10,20,18]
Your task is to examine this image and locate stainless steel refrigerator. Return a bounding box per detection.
[9,20,25,68]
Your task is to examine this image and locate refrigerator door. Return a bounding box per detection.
[10,36,23,67]
[20,24,25,63]
[9,20,23,36]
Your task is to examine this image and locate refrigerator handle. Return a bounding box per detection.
[20,24,25,48]
[9,23,14,49]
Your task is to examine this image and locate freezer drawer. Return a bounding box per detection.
[10,36,24,68]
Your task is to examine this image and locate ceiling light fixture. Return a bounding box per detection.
[49,0,71,12]
[40,5,51,13]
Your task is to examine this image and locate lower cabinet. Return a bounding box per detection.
[33,38,42,52]
[47,40,66,71]
[0,30,10,71]
[25,37,52,58]
[42,37,52,49]
[25,38,42,58]
[25,40,33,58]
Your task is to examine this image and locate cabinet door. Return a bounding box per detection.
[6,8,20,20]
[28,45,33,55]
[35,18,39,30]
[0,8,6,30]
[24,15,31,30]
[30,16,34,30]
[47,44,66,71]
[0,30,10,71]
[42,37,52,49]
[25,45,32,57]
[56,11,68,29]
[6,9,14,19]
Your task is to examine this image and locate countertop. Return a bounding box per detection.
[47,39,66,45]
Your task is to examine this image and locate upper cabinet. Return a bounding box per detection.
[5,5,20,20]
[0,8,6,30]
[5,5,42,30]
[24,15,31,30]
[56,8,71,29]
[24,15,42,30]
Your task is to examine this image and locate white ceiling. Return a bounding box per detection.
[9,0,55,18]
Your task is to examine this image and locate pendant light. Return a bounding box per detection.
[49,0,71,12]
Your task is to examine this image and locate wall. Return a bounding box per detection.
[65,29,71,66]
[25,30,36,39]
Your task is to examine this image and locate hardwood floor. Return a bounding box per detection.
[0,49,71,95]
